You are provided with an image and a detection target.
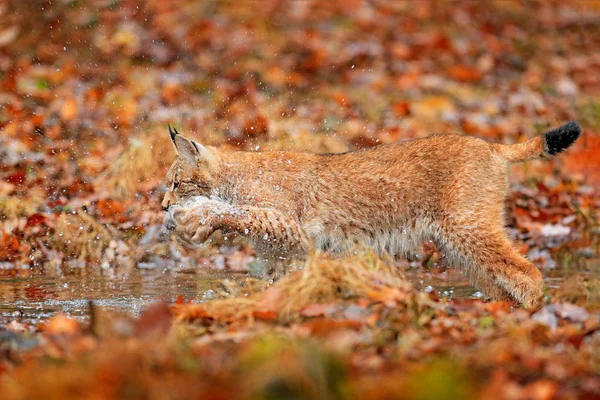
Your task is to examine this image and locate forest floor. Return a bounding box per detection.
[0,1,599,399]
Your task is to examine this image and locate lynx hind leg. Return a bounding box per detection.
[439,227,543,308]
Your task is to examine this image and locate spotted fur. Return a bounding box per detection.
[162,122,580,308]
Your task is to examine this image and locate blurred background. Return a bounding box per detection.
[0,0,599,322]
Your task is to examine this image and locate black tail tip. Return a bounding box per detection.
[545,121,580,156]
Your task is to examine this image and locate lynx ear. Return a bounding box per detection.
[174,134,211,165]
[168,124,179,152]
[168,124,178,142]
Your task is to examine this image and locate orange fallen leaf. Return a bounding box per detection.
[97,199,126,218]
[0,231,21,261]
[60,97,78,121]
[392,101,411,117]
[302,318,363,337]
[41,313,82,335]
[563,131,600,186]
[162,81,181,103]
[523,379,558,400]
[447,65,483,82]
[252,309,277,321]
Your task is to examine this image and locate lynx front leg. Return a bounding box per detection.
[167,200,310,256]
[221,205,311,257]
[230,206,311,280]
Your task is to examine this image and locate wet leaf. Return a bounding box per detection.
[41,314,82,335]
[134,302,172,338]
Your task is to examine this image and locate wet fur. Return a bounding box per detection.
[162,122,581,308]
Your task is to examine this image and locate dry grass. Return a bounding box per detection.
[103,130,174,198]
[274,251,412,315]
[552,276,600,312]
[54,211,112,261]
[174,250,414,323]
[0,191,44,219]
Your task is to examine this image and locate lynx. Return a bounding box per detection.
[162,122,581,308]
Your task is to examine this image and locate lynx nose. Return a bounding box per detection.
[161,191,175,211]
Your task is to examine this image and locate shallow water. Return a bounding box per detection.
[403,258,600,303]
[1,257,598,326]
[0,264,236,325]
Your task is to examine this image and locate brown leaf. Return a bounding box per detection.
[134,302,172,338]
[243,114,269,138]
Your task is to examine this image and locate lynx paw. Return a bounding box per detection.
[165,203,220,247]
[504,272,544,309]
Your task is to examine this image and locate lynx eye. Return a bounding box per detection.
[172,180,180,190]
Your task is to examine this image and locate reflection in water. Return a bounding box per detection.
[1,258,598,325]
[0,264,233,325]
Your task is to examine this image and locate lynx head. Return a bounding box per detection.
[161,125,218,210]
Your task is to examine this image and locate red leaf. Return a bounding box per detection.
[5,170,25,185]
[26,213,46,227]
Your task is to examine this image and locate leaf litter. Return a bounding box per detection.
[1,1,600,399]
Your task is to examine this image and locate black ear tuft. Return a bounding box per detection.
[168,124,179,143]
